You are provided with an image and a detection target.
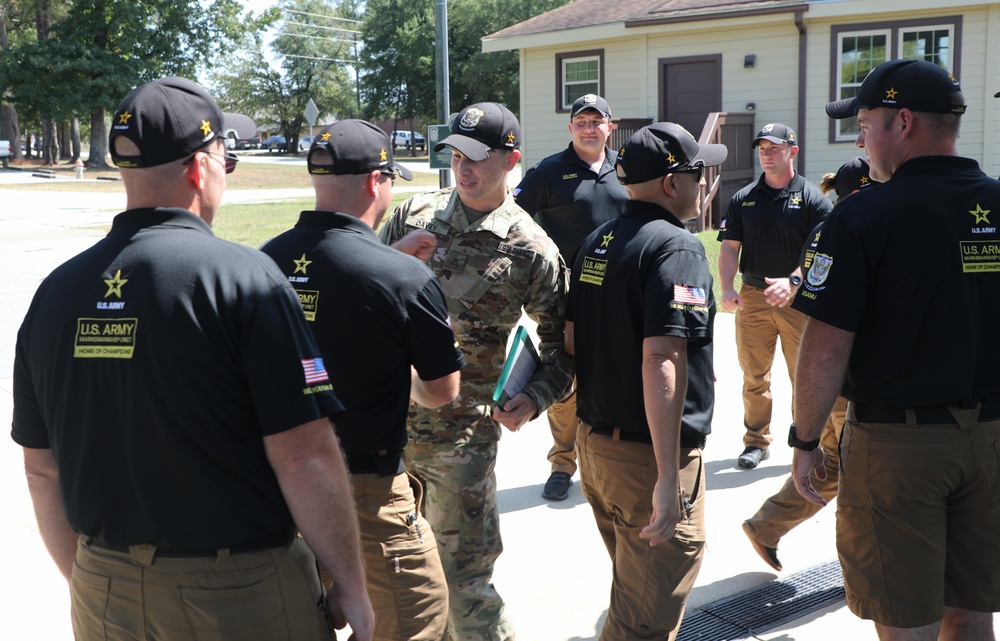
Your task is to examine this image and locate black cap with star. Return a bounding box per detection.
[109,77,224,168]
[307,120,413,180]
[434,102,521,162]
[615,122,728,185]
[826,59,966,119]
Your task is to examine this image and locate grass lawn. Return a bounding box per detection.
[694,229,739,313]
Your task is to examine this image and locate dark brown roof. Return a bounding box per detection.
[485,0,805,41]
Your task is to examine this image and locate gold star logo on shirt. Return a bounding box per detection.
[293,253,312,275]
[380,148,387,161]
[791,195,803,206]
[103,270,128,298]
[970,204,991,225]
[601,231,615,247]
[200,120,212,137]
[321,132,332,141]
[118,111,133,125]
[885,87,898,100]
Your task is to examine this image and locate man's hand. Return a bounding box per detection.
[764,276,796,308]
[639,479,681,547]
[720,288,742,313]
[326,585,375,641]
[491,393,538,432]
[390,230,437,262]
[791,447,828,506]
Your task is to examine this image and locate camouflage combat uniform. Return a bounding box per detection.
[380,187,572,641]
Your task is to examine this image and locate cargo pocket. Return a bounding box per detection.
[71,563,110,640]
[178,572,290,641]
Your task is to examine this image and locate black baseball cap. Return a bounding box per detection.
[570,94,612,120]
[826,59,966,118]
[833,157,874,197]
[433,102,521,161]
[615,122,728,185]
[110,77,223,168]
[752,123,796,147]
[307,120,412,180]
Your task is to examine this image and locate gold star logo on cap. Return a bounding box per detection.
[293,253,312,275]
[200,120,212,136]
[380,148,387,161]
[860,177,869,185]
[103,270,128,299]
[507,132,516,144]
[970,204,991,225]
[601,231,615,248]
[321,132,332,141]
[885,87,898,100]
[118,111,133,125]
[667,153,676,165]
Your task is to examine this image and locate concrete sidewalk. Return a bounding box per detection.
[0,182,882,640]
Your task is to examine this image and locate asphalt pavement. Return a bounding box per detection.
[0,162,891,640]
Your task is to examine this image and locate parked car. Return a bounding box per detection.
[298,136,313,152]
[236,138,261,150]
[391,130,426,151]
[262,135,287,153]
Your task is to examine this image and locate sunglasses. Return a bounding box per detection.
[184,148,239,174]
[379,169,397,184]
[673,161,705,183]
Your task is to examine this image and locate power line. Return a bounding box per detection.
[285,20,359,35]
[280,53,362,64]
[284,9,361,24]
[274,31,356,45]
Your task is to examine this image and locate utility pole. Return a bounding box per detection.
[434,0,451,188]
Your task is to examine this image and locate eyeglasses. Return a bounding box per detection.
[673,161,705,183]
[184,148,239,174]
[379,169,396,184]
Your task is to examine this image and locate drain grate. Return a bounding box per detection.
[677,560,846,640]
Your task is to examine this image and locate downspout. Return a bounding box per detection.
[795,10,807,177]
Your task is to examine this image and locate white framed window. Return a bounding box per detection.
[831,17,961,142]
[555,49,604,113]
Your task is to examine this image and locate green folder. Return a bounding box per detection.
[492,326,541,409]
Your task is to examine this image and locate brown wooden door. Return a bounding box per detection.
[659,55,722,138]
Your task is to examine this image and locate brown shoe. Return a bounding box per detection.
[742,522,782,571]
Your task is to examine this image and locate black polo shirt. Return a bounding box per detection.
[12,208,343,548]
[567,200,715,447]
[793,156,1000,406]
[514,143,628,260]
[721,172,831,287]
[261,211,465,456]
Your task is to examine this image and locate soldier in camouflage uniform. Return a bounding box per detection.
[379,102,573,641]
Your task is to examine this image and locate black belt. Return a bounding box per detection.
[741,275,768,289]
[588,426,706,450]
[87,525,296,558]
[346,449,405,476]
[853,401,1000,424]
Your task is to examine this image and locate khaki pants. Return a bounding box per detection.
[350,471,449,641]
[735,285,807,449]
[744,396,848,547]
[546,386,579,475]
[72,537,332,641]
[577,424,706,641]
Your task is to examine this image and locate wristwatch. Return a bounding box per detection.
[789,274,803,287]
[787,423,820,451]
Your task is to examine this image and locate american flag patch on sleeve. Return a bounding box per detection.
[301,357,329,384]
[673,284,707,306]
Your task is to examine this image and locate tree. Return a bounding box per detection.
[211,0,360,152]
[0,0,260,167]
[359,0,573,123]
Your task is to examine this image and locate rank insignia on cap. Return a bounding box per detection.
[460,108,485,130]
